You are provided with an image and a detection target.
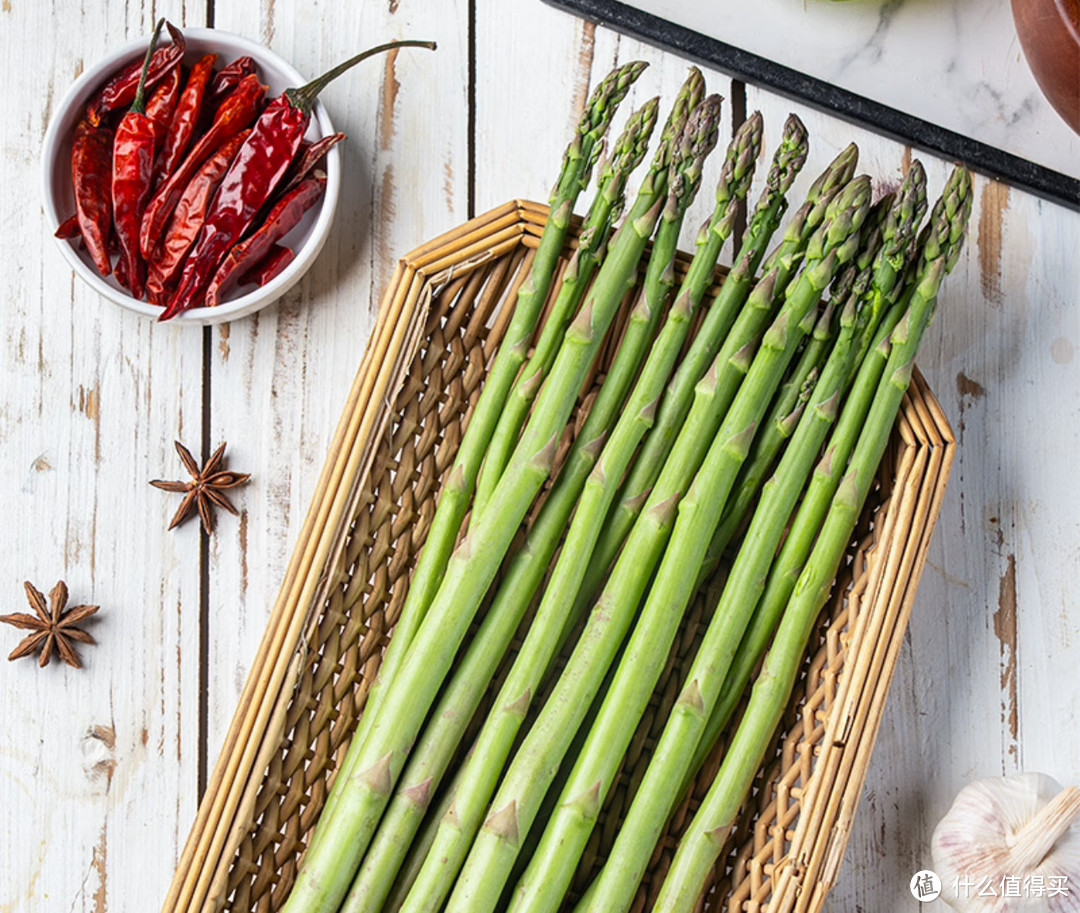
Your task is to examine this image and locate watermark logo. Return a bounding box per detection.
[910,870,942,902]
[953,874,1070,899]
[909,870,1071,902]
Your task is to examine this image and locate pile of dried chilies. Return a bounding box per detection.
[57,21,434,320]
[277,61,973,913]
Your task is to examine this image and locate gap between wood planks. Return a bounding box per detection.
[731,80,747,249]
[197,0,217,805]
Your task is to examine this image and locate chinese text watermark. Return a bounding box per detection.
[909,870,1071,902]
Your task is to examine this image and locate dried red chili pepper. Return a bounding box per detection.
[161,39,435,319]
[205,172,326,307]
[145,129,250,304]
[87,22,185,126]
[70,118,114,275]
[209,56,257,106]
[146,65,182,154]
[144,269,168,305]
[239,244,294,288]
[159,54,218,179]
[139,73,266,261]
[281,132,345,192]
[114,252,129,291]
[111,20,165,301]
[55,214,81,240]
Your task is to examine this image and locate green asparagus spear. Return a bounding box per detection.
[280,77,708,913]
[704,295,840,556]
[652,165,971,913]
[572,141,857,614]
[502,177,873,913]
[696,163,933,770]
[335,94,700,913]
[702,184,903,575]
[391,107,763,913]
[576,168,927,913]
[687,165,930,782]
[443,176,871,913]
[381,753,466,913]
[386,92,725,913]
[313,61,649,840]
[471,76,697,517]
[383,55,646,690]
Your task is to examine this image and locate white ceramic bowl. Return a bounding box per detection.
[41,27,341,325]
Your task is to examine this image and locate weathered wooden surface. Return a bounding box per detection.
[0,1,1077,911]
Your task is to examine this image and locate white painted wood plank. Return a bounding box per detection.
[474,0,598,216]
[202,0,470,783]
[0,3,204,912]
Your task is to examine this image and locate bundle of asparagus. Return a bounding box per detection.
[280,62,972,913]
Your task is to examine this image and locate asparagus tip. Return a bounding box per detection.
[773,112,810,193]
[651,67,708,171]
[806,141,861,207]
[665,94,724,217]
[709,109,765,236]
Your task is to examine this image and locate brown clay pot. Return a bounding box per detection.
[1011,0,1080,134]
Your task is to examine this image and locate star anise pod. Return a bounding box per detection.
[1,580,99,668]
[150,441,251,534]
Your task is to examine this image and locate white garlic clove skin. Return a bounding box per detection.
[932,772,1080,912]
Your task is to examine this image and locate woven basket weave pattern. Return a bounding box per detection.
[164,202,954,913]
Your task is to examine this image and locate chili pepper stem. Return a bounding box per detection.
[88,20,185,124]
[131,19,166,115]
[285,40,437,113]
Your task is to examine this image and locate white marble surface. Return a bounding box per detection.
[617,0,1080,179]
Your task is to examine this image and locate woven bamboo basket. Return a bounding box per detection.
[162,200,955,913]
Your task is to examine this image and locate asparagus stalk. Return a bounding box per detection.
[336,93,705,913]
[694,298,904,768]
[693,217,879,595]
[687,289,840,584]
[573,141,856,612]
[571,157,848,618]
[574,170,927,913]
[389,107,763,913]
[314,61,649,838]
[695,163,933,762]
[701,183,904,576]
[653,165,972,913]
[280,78,708,913]
[689,269,856,604]
[442,176,871,913]
[686,167,930,773]
[709,293,841,552]
[538,109,771,655]
[381,93,725,913]
[382,754,467,913]
[471,75,697,517]
[503,177,873,913]
[381,55,645,685]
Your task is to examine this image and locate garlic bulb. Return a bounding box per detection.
[932,772,1080,911]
